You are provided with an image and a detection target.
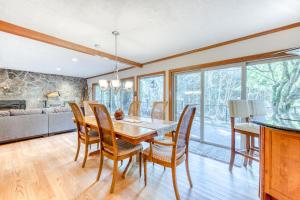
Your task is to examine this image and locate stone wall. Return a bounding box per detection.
[0,68,86,108]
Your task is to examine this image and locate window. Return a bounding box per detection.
[120,79,135,114]
[173,70,201,139]
[92,78,135,114]
[203,67,241,147]
[138,73,165,117]
[247,57,300,117]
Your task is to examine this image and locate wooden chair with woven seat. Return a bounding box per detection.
[151,101,168,120]
[143,105,196,200]
[228,100,260,171]
[69,102,100,168]
[128,101,141,116]
[83,100,98,116]
[89,103,143,193]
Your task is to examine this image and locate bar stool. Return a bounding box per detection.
[228,100,260,171]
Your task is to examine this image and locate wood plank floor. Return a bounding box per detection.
[0,133,259,200]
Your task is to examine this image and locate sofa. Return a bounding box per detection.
[0,107,76,144]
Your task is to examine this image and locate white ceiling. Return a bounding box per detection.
[0,0,300,77]
[0,32,128,78]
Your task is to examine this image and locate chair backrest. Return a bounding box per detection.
[89,103,117,154]
[128,101,141,116]
[83,100,98,116]
[228,100,250,119]
[174,105,196,155]
[248,100,266,117]
[151,101,168,120]
[69,102,86,136]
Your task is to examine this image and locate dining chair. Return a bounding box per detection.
[83,100,98,116]
[143,105,196,200]
[89,103,143,193]
[69,102,100,168]
[228,100,260,171]
[128,101,141,116]
[151,101,168,120]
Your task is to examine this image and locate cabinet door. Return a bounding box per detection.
[264,128,300,200]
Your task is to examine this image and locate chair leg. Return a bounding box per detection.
[171,165,181,200]
[185,152,193,188]
[229,131,236,171]
[122,156,132,179]
[74,137,80,161]
[249,136,255,166]
[243,135,250,167]
[110,159,118,193]
[143,155,147,186]
[82,142,89,168]
[96,151,104,181]
[139,151,142,178]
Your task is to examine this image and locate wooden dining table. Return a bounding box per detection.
[82,115,178,145]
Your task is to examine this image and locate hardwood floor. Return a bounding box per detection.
[0,132,259,200]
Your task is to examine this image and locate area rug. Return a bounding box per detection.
[189,141,243,167]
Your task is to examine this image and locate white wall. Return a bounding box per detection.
[87,26,300,119]
[88,26,300,85]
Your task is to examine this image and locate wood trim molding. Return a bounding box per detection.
[0,20,142,68]
[169,50,290,74]
[143,21,300,65]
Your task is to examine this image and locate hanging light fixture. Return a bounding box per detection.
[124,80,133,90]
[99,79,109,90]
[98,31,122,91]
[110,31,121,92]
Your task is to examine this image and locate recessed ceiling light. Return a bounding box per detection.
[56,67,61,71]
[71,58,78,62]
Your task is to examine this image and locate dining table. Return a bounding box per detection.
[77,115,178,176]
[83,115,178,145]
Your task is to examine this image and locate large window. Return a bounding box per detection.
[247,57,300,117]
[173,71,201,139]
[203,67,241,147]
[138,73,165,117]
[92,78,135,114]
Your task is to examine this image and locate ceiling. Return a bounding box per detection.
[0,0,300,77]
[0,32,128,78]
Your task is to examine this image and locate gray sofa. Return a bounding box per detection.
[0,108,76,143]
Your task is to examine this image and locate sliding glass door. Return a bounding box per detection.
[138,73,165,117]
[172,66,242,147]
[203,67,241,147]
[247,57,300,117]
[173,71,201,139]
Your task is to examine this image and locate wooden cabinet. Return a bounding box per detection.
[260,127,300,200]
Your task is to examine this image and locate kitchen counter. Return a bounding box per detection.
[255,116,300,200]
[252,116,300,133]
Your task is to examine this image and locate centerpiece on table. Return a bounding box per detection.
[114,108,124,120]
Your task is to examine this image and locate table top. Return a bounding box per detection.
[83,115,178,144]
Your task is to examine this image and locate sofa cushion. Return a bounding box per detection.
[10,109,43,116]
[0,111,10,117]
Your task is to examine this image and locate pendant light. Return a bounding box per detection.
[110,31,121,92]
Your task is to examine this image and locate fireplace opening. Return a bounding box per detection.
[0,100,26,110]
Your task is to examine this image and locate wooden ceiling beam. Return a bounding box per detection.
[0,20,143,68]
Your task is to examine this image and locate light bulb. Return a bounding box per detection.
[99,80,109,90]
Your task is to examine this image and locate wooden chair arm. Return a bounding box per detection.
[152,139,175,147]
